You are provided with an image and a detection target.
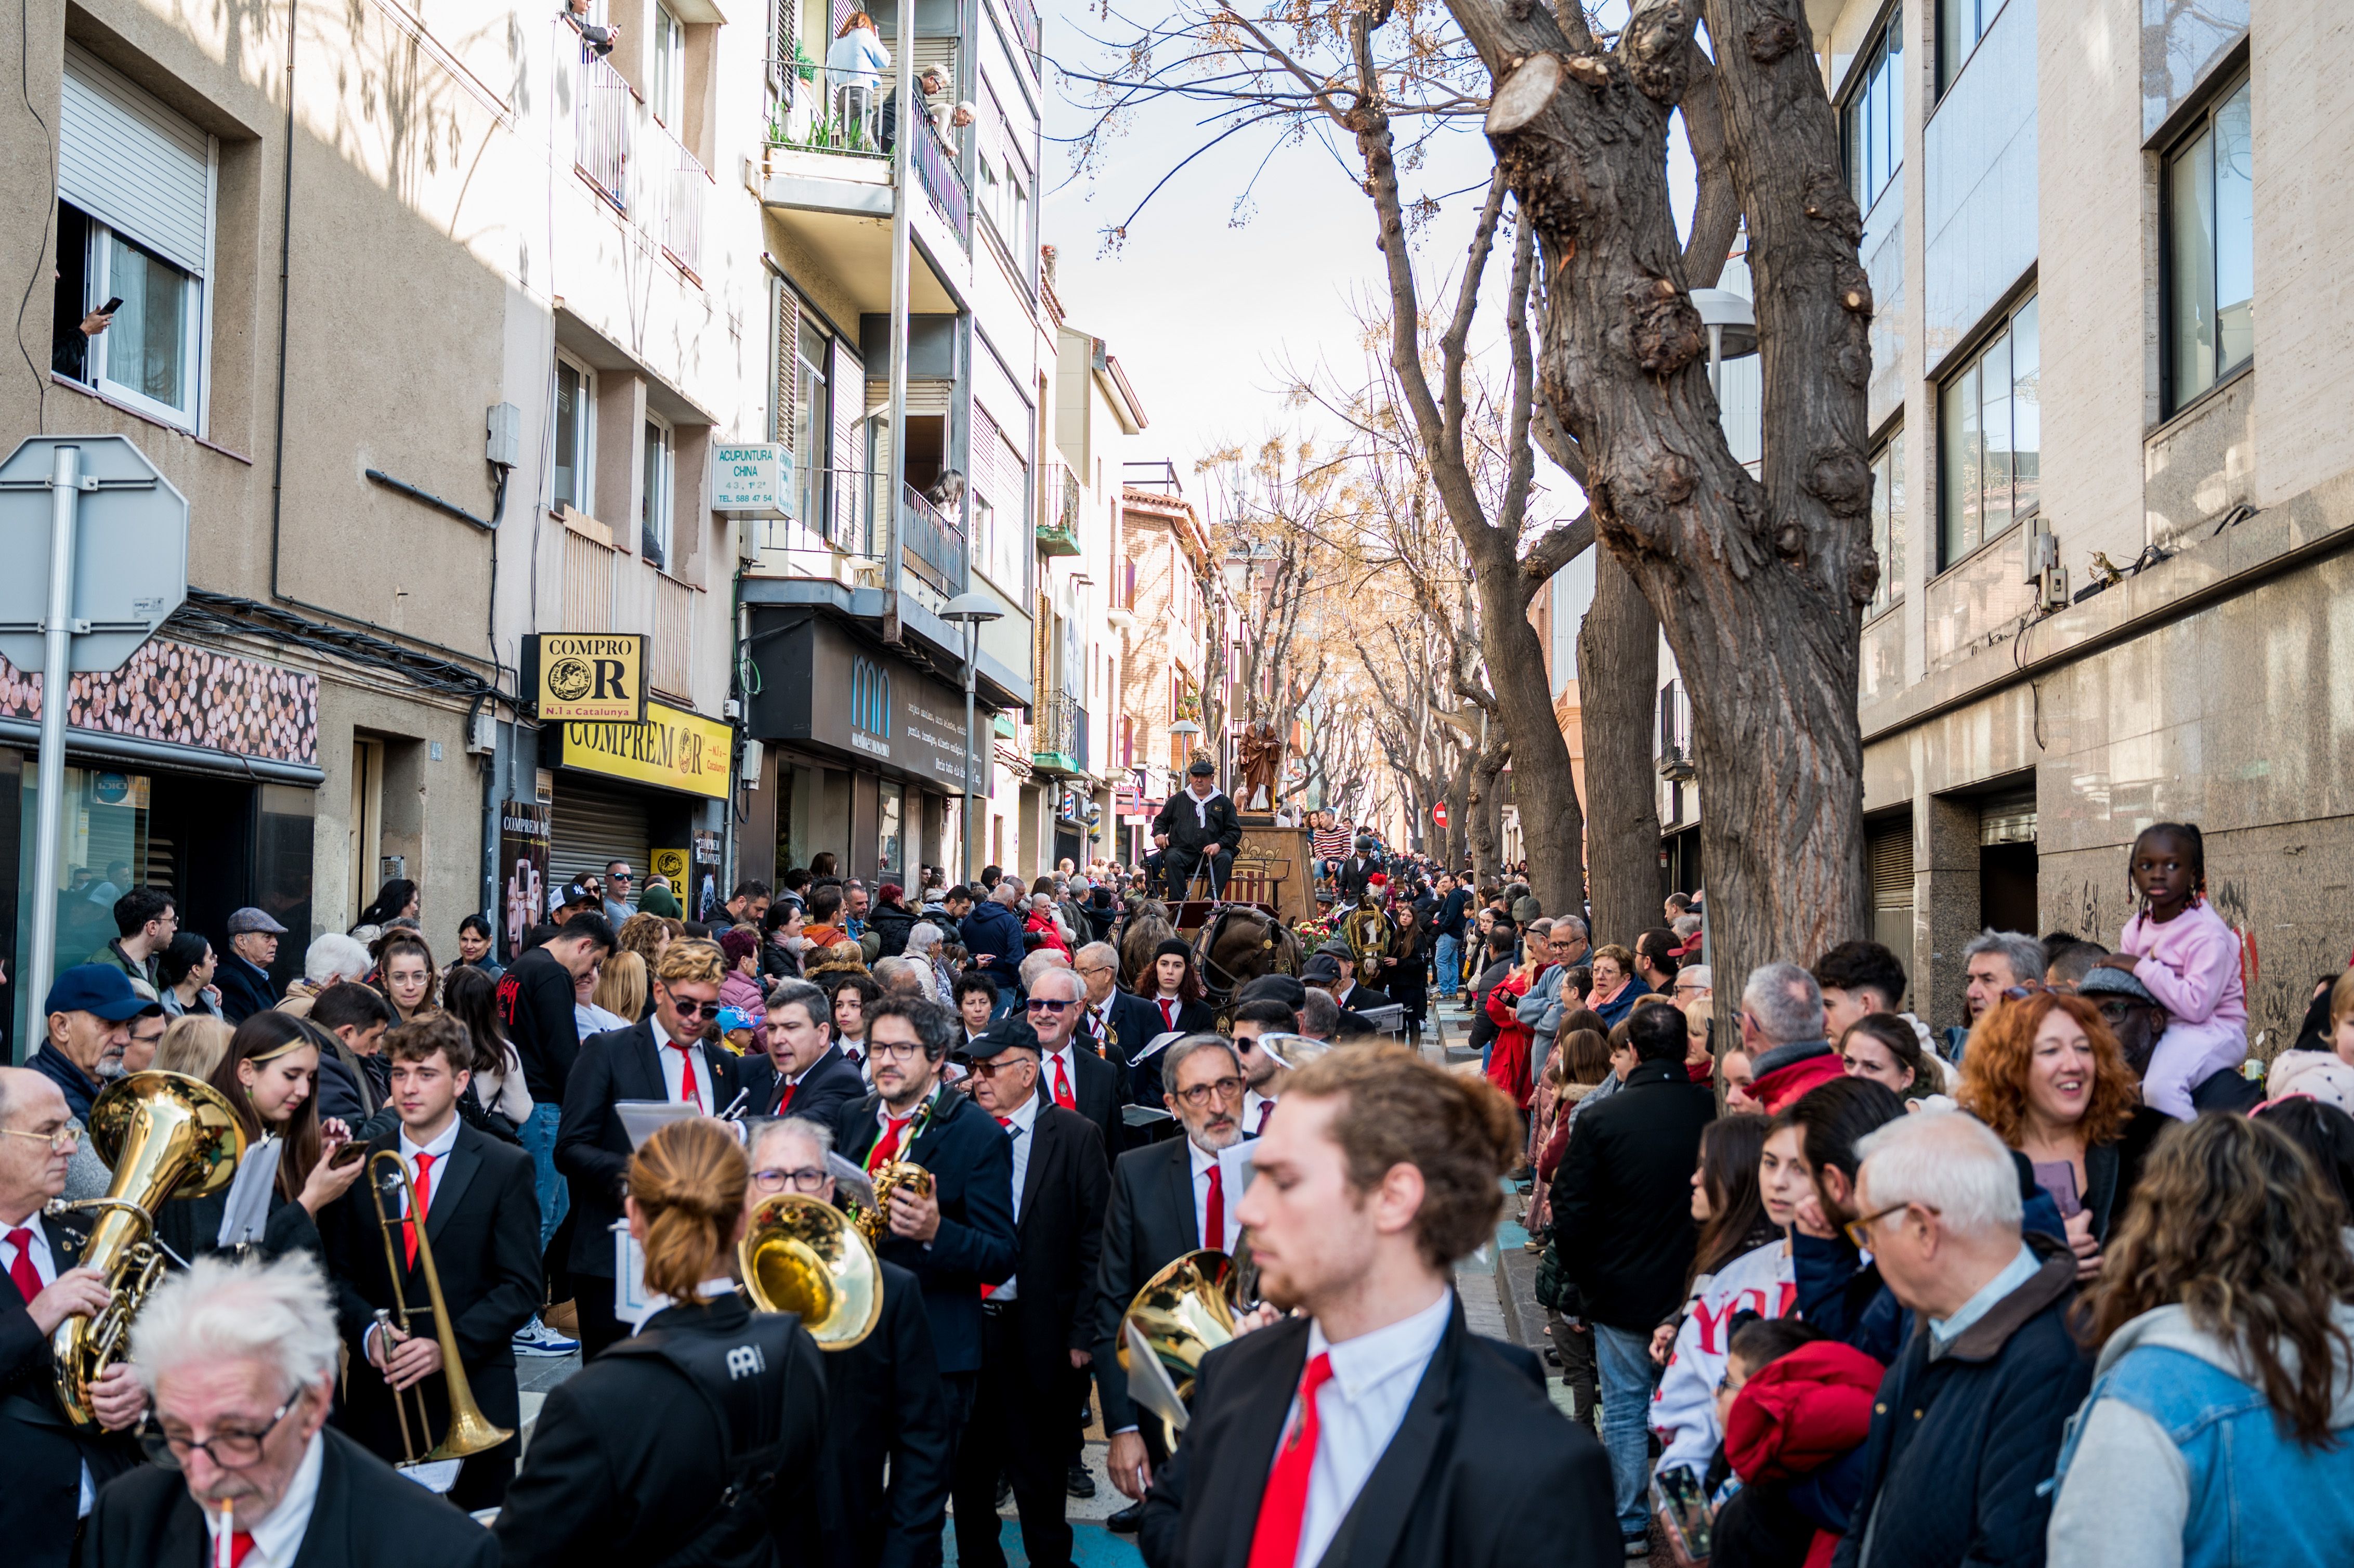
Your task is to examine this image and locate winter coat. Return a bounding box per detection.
[1653,1239,1798,1478]
[2117,902,2248,1119]
[1024,909,1071,959]
[2046,1301,2354,1568]
[1548,1057,1717,1333]
[1727,1339,1885,1483]
[868,901,917,959]
[960,901,1025,988]
[718,969,766,1017]
[1485,971,1535,1107]
[1830,1235,2089,1568]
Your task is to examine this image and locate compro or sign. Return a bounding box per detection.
[561,699,733,800]
[531,634,646,722]
[712,442,791,518]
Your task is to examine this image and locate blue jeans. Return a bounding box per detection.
[519,1101,568,1250]
[1593,1322,1662,1540]
[1435,933,1461,997]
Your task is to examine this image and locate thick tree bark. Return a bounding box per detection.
[1467,735,1509,890]
[1445,748,1473,870]
[1579,551,1664,946]
[1453,0,1872,996]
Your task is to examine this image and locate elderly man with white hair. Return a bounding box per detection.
[271,932,372,1018]
[88,1252,495,1566]
[1828,1112,2088,1568]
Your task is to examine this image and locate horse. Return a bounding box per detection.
[1193,902,1304,1015]
[1115,896,1178,991]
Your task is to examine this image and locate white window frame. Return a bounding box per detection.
[552,352,598,516]
[641,415,675,567]
[652,5,686,127]
[74,213,210,432]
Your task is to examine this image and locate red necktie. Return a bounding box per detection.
[1203,1162,1223,1250]
[227,1531,257,1567]
[775,1078,795,1113]
[1052,1054,1075,1109]
[1256,1099,1275,1135]
[672,1044,701,1110]
[1160,998,1176,1031]
[1245,1352,1337,1568]
[403,1153,436,1269]
[868,1116,912,1174]
[5,1228,41,1304]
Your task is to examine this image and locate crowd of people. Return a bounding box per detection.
[6,813,2352,1567]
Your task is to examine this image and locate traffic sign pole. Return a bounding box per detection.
[26,445,81,1015]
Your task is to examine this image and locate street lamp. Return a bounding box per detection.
[1688,287,1759,400]
[1168,718,1202,790]
[942,590,1003,884]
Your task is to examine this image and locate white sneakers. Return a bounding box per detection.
[512,1315,580,1357]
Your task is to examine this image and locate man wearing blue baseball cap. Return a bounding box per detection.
[28,965,158,1127]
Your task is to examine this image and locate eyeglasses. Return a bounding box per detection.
[750,1166,829,1194]
[2000,983,2050,1002]
[1174,1076,1246,1109]
[870,1039,928,1062]
[666,997,723,1020]
[1024,998,1075,1014]
[145,1396,299,1471]
[0,1125,81,1153]
[970,1056,1034,1078]
[1842,1200,1938,1250]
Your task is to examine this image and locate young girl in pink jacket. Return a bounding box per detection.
[2096,822,2248,1118]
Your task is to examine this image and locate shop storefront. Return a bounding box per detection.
[541,698,731,919]
[746,610,971,886]
[0,639,322,1057]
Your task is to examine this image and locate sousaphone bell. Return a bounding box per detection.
[739,1193,884,1350]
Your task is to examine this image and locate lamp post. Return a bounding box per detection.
[941,591,1003,885]
[1167,718,1202,792]
[1688,286,1759,400]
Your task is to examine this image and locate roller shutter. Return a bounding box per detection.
[550,777,651,909]
[60,43,212,276]
[1979,786,2038,846]
[1866,818,1914,966]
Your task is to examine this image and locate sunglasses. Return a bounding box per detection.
[1025,998,1075,1014]
[666,997,723,1019]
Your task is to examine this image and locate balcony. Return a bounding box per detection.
[908,117,970,243]
[1001,0,1041,66]
[1036,460,1081,557]
[759,78,970,313]
[556,511,702,703]
[1031,691,1088,776]
[569,34,711,280]
[901,483,968,596]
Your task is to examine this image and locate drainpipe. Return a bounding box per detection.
[882,0,912,645]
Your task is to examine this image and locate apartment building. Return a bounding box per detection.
[1111,472,1216,866]
[1659,1,2349,1045]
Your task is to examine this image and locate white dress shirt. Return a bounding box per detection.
[652,1014,713,1114]
[991,1090,1040,1301]
[1286,1289,1454,1568]
[1243,1088,1278,1139]
[1187,1138,1241,1253]
[3,1222,95,1516]
[204,1427,325,1566]
[363,1118,461,1361]
[1040,1042,1083,1110]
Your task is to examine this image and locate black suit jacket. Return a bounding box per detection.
[215,952,281,1024]
[819,1259,954,1568]
[321,1122,542,1460]
[1127,995,1216,1113]
[739,1043,867,1124]
[556,1019,744,1279]
[1091,1135,1210,1432]
[1,1213,142,1568]
[1037,1040,1122,1165]
[88,1425,496,1567]
[1006,1104,1111,1367]
[1335,982,1393,1014]
[1335,856,1382,898]
[1138,1302,1619,1568]
[1085,990,1164,1077]
[831,1087,1016,1374]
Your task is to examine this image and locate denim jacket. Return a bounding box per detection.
[2045,1302,2354,1568]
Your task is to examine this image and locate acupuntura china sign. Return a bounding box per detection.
[560,698,732,800]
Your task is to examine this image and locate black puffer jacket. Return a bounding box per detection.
[869,901,917,959]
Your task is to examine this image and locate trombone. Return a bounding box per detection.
[365,1149,513,1480]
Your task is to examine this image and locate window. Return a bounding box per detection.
[2163,74,2253,413]
[651,4,685,126]
[641,419,674,567]
[1939,294,2038,566]
[1867,427,1906,616]
[791,317,829,533]
[1842,8,1903,212]
[553,358,595,514]
[1938,0,2000,95]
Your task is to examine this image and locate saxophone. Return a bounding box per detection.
[855,1090,937,1242]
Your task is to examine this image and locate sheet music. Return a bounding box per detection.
[216,1136,282,1250]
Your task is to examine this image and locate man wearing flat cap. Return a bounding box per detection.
[1149,759,1242,901]
[216,906,289,1023]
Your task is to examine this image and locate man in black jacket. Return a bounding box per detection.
[215,906,290,1023]
[1548,998,1716,1553]
[1830,1110,2091,1568]
[1139,1044,1617,1568]
[1075,941,1161,1072]
[323,1016,542,1507]
[953,1017,1111,1568]
[556,937,741,1359]
[1149,759,1243,900]
[831,995,1017,1439]
[739,979,867,1122]
[494,913,614,1254]
[748,1116,953,1568]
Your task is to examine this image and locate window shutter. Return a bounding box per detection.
[60,43,211,275]
[773,283,797,445]
[1867,825,1914,910]
[865,379,952,416]
[1978,787,2037,847]
[828,336,864,547]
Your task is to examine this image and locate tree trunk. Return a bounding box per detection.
[1466,736,1508,890]
[1453,0,1872,997]
[1470,538,1585,916]
[1579,551,1664,946]
[1445,749,1473,869]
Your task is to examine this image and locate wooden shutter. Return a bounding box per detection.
[828,335,865,547]
[773,281,797,445]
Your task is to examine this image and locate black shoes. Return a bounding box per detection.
[1106,1501,1145,1533]
[1066,1462,1097,1499]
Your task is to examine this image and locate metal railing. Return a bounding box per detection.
[901,484,967,594]
[574,46,635,212]
[1032,691,1087,768]
[561,525,616,632]
[651,569,696,697]
[657,126,709,276]
[1002,0,1041,63]
[910,118,970,241]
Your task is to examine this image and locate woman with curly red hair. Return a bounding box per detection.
[1958,991,2161,1279]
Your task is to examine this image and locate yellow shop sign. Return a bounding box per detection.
[561,700,732,799]
[531,634,647,722]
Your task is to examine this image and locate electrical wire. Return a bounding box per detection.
[169,587,512,704]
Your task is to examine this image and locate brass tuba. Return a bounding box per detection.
[48,1071,245,1428]
[739,1193,883,1349]
[364,1149,513,1476]
[1116,1243,1260,1449]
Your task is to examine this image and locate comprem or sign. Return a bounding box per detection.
[529,633,647,723]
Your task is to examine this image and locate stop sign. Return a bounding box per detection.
[1430,801,1450,829]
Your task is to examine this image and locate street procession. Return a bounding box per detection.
[6,0,2354,1565]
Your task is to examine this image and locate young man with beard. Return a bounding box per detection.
[1137,1046,1617,1568]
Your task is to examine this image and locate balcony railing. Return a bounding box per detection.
[901,484,967,595]
[658,127,710,277]
[569,28,707,279]
[1031,690,1087,774]
[561,522,616,632]
[574,47,635,212]
[651,569,696,697]
[558,518,699,701]
[1002,0,1041,64]
[910,119,970,241]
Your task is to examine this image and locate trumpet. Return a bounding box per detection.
[364,1149,512,1479]
[49,1071,245,1428]
[739,1193,884,1349]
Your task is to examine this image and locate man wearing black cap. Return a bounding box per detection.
[1149,759,1241,901]
[216,906,290,1022]
[952,1017,1110,1568]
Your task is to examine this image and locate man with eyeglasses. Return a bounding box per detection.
[0,1067,146,1566]
[1092,1034,1250,1530]
[1023,966,1122,1162]
[952,1017,1110,1568]
[1071,942,1156,1069]
[743,1116,952,1568]
[741,979,865,1122]
[556,938,745,1358]
[87,1251,497,1567]
[831,995,1016,1446]
[2073,965,2261,1114]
